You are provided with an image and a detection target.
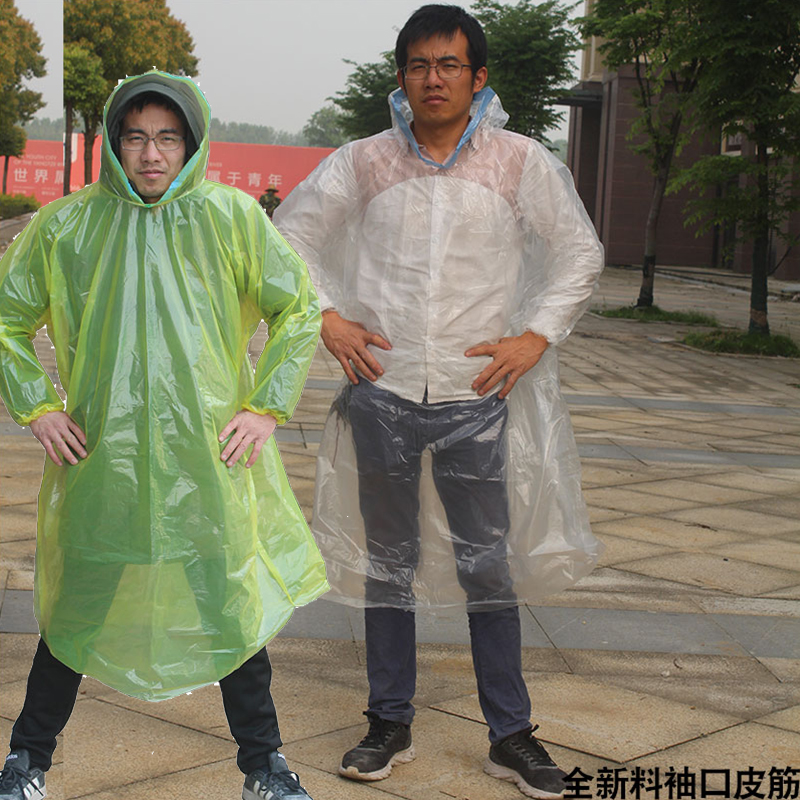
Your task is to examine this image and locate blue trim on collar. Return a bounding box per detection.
[390,87,497,169]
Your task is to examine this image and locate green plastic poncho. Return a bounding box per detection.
[0,71,328,701]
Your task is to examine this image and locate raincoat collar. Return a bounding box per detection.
[100,70,210,207]
[388,86,509,169]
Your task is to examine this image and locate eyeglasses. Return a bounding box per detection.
[402,60,472,80]
[120,133,184,151]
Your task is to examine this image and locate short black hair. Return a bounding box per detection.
[395,4,487,73]
[111,91,196,161]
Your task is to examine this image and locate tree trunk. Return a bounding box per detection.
[2,155,8,195]
[83,126,95,187]
[748,142,770,336]
[636,165,670,308]
[64,102,73,196]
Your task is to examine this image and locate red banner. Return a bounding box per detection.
[4,137,335,207]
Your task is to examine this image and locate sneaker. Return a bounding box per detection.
[339,711,415,781]
[484,726,567,799]
[242,751,313,800]
[0,751,45,800]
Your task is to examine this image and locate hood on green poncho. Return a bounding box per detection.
[100,70,210,206]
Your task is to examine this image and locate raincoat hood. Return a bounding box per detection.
[101,70,209,205]
[388,85,509,169]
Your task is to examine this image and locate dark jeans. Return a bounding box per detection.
[10,639,281,774]
[348,382,516,608]
[365,606,532,743]
[349,383,531,742]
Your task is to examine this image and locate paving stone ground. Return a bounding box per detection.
[1,263,799,799]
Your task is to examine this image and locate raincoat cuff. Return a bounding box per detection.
[20,401,65,426]
[241,402,288,426]
[526,322,561,346]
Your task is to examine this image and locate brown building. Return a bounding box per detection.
[566,5,800,281]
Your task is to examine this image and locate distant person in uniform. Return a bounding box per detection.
[259,186,282,218]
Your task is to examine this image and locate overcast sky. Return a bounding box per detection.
[16,0,62,118]
[17,0,577,139]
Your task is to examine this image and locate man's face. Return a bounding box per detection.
[119,104,186,203]
[398,30,487,134]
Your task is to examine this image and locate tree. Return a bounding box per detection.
[333,52,398,140]
[63,42,107,195]
[209,118,307,146]
[0,1,46,195]
[303,106,349,148]
[64,0,199,186]
[0,1,46,91]
[0,123,26,194]
[670,0,800,336]
[578,0,704,308]
[474,0,578,141]
[23,117,65,140]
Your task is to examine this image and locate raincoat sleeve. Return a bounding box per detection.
[233,201,321,424]
[0,213,64,425]
[516,142,605,345]
[272,147,357,313]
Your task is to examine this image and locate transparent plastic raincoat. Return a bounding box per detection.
[275,88,605,611]
[0,72,328,700]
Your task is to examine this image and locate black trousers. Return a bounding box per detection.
[10,639,281,775]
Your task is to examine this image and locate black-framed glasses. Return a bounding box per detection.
[120,133,184,152]
[402,60,472,80]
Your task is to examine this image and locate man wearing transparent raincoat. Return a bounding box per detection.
[274,5,605,799]
[0,72,326,800]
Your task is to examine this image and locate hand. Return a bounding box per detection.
[29,411,88,466]
[219,410,277,469]
[321,310,391,385]
[465,330,549,400]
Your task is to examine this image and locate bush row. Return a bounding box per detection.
[0,193,40,220]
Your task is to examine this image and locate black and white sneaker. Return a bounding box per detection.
[484,727,567,799]
[339,712,415,781]
[242,751,313,800]
[0,751,45,800]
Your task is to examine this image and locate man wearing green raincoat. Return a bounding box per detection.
[0,72,327,800]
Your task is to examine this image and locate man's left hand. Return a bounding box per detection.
[219,410,278,468]
[465,331,549,400]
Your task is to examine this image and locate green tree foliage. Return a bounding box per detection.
[578,0,704,308]
[0,1,46,93]
[64,0,199,185]
[474,0,578,141]
[670,0,800,336]
[303,106,349,148]
[333,52,398,140]
[0,123,26,194]
[209,118,307,146]
[0,1,46,196]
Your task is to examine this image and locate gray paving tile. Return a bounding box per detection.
[530,606,749,657]
[276,600,555,648]
[563,394,800,417]
[277,599,354,640]
[273,427,305,444]
[577,443,639,461]
[0,423,31,437]
[710,613,800,659]
[0,590,37,633]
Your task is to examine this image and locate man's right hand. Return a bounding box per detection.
[321,310,391,385]
[29,411,88,466]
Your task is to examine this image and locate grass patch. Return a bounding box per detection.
[683,330,800,357]
[595,305,719,326]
